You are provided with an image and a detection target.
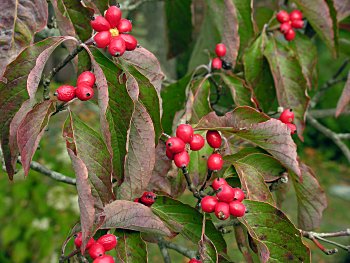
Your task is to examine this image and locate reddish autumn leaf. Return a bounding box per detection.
[336,71,350,117]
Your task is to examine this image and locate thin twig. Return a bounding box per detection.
[120,0,158,11]
[181,166,201,199]
[199,170,213,192]
[162,240,197,259]
[158,238,172,263]
[310,108,350,118]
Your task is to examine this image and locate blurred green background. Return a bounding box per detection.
[1,0,350,262]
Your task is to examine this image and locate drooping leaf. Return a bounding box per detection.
[199,235,218,263]
[239,200,311,263]
[264,37,309,137]
[17,100,55,176]
[336,71,350,117]
[101,200,172,236]
[290,162,327,230]
[191,78,212,123]
[84,0,109,15]
[119,102,156,200]
[0,0,48,77]
[152,196,227,253]
[115,229,147,263]
[51,0,76,37]
[334,0,350,21]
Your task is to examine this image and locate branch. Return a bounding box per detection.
[120,0,159,11]
[181,166,201,199]
[158,238,172,263]
[162,240,197,259]
[309,108,350,118]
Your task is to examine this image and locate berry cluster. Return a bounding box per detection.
[279,108,296,134]
[91,5,138,57]
[276,10,304,41]
[206,131,224,171]
[134,191,157,207]
[74,232,117,263]
[212,43,226,70]
[201,178,246,220]
[54,71,95,102]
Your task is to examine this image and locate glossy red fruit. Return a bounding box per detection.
[190,134,205,151]
[97,234,117,251]
[108,36,126,56]
[201,196,218,213]
[105,6,122,28]
[286,123,297,134]
[291,19,304,29]
[91,16,111,32]
[215,202,230,220]
[166,137,186,154]
[280,22,292,33]
[94,31,112,48]
[216,184,235,203]
[212,57,222,69]
[276,10,290,23]
[289,10,303,21]
[54,85,75,102]
[140,192,157,207]
[284,29,296,41]
[215,43,226,57]
[134,198,140,203]
[89,243,105,259]
[119,34,138,51]
[93,255,115,263]
[208,153,224,171]
[166,149,174,160]
[233,188,245,202]
[279,109,295,123]
[229,201,246,217]
[176,124,194,144]
[206,130,222,148]
[211,178,228,191]
[76,85,94,101]
[174,151,190,168]
[74,232,95,249]
[77,71,96,87]
[189,259,201,263]
[117,19,132,33]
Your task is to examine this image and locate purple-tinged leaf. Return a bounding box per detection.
[101,200,172,236]
[199,235,218,263]
[0,0,48,77]
[17,100,55,176]
[115,229,148,263]
[334,0,350,21]
[336,71,350,117]
[83,0,109,15]
[67,148,95,253]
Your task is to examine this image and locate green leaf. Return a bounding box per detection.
[115,230,147,263]
[199,235,218,263]
[165,0,193,58]
[84,0,109,15]
[239,200,311,262]
[152,196,227,253]
[191,78,212,123]
[290,162,327,230]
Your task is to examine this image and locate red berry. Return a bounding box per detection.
[108,36,126,56]
[76,85,94,101]
[166,137,185,154]
[229,201,246,217]
[216,184,235,203]
[174,151,190,168]
[289,10,303,21]
[93,255,115,263]
[280,22,292,34]
[279,109,294,123]
[89,243,105,259]
[291,19,304,29]
[54,85,75,102]
[201,196,218,213]
[140,192,157,207]
[105,6,122,28]
[233,188,245,202]
[119,34,138,51]
[276,10,290,23]
[176,124,194,144]
[117,19,132,33]
[211,178,228,191]
[207,154,223,171]
[215,43,226,57]
[215,202,230,220]
[284,29,296,41]
[212,57,222,69]
[189,259,201,263]
[166,149,174,160]
[206,130,222,148]
[91,16,111,32]
[190,134,205,151]
[74,232,95,249]
[94,31,112,48]
[77,71,96,87]
[97,234,117,251]
[134,198,140,203]
[286,123,297,134]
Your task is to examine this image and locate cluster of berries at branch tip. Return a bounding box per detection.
[201,178,246,220]
[278,108,296,135]
[276,10,304,41]
[55,71,95,102]
[134,191,157,207]
[74,232,117,263]
[212,43,231,70]
[91,5,138,57]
